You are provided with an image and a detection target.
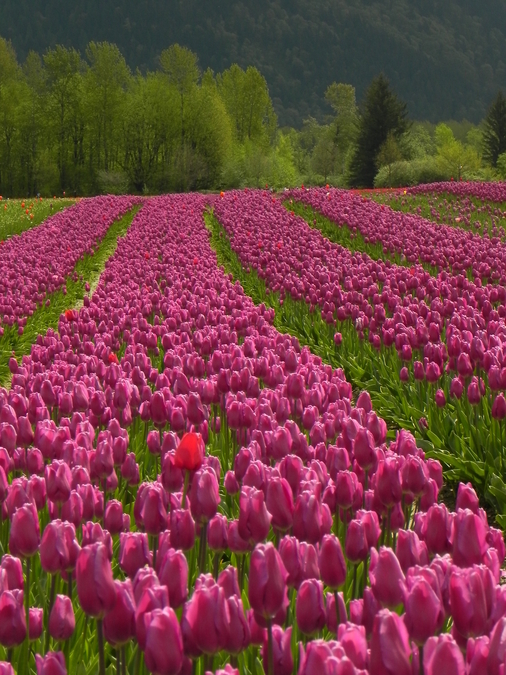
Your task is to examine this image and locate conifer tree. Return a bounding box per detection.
[348,74,409,188]
[483,91,506,167]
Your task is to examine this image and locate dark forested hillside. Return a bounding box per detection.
[2,0,506,125]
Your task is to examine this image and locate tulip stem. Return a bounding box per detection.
[213,552,220,579]
[181,470,190,507]
[68,572,73,601]
[199,523,208,574]
[44,574,57,653]
[334,590,340,634]
[352,564,358,600]
[25,557,31,638]
[97,618,105,675]
[419,645,424,675]
[121,646,126,675]
[266,619,274,675]
[362,558,368,595]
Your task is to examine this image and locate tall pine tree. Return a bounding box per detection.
[483,91,506,167]
[348,74,409,188]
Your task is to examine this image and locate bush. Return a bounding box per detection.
[374,157,448,187]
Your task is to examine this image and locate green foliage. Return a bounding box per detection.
[374,157,447,187]
[349,74,410,188]
[483,91,506,167]
[434,123,481,179]
[0,197,74,240]
[216,64,276,145]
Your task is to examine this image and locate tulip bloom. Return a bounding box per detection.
[404,576,444,645]
[9,502,40,558]
[118,532,152,579]
[296,579,326,635]
[144,607,183,675]
[75,543,116,618]
[158,548,188,609]
[174,432,205,471]
[424,634,466,675]
[0,589,26,648]
[103,580,136,647]
[369,547,406,608]
[189,467,220,524]
[262,625,292,675]
[449,566,494,639]
[35,652,67,675]
[29,607,43,641]
[319,534,346,589]
[370,609,412,675]
[239,486,272,545]
[248,543,288,621]
[452,508,488,566]
[181,582,229,655]
[49,595,75,641]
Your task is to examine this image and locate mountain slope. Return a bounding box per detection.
[1,0,505,125]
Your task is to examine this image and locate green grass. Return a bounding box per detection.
[0,205,142,386]
[0,197,76,241]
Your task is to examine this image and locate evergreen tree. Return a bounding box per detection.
[348,74,409,188]
[483,91,506,167]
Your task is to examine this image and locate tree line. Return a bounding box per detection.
[0,36,506,196]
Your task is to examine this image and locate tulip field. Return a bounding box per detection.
[1,186,506,675]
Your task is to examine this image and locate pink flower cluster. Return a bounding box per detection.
[0,193,504,674]
[0,196,140,331]
[289,187,506,281]
[409,181,506,204]
[213,190,506,417]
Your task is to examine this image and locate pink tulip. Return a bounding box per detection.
[35,652,67,675]
[49,595,75,641]
[424,634,465,675]
[76,543,116,618]
[296,579,326,635]
[144,608,183,675]
[248,543,288,620]
[103,579,136,647]
[370,609,412,675]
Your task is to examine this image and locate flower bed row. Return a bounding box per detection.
[0,193,503,675]
[288,187,506,282]
[0,196,141,333]
[368,191,506,240]
[211,190,506,514]
[408,181,506,204]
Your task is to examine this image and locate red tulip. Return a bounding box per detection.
[174,432,205,471]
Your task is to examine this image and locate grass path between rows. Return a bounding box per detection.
[0,205,142,386]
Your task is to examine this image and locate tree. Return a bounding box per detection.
[325,82,358,174]
[43,46,84,192]
[85,42,130,175]
[483,91,506,167]
[217,64,276,144]
[376,131,402,186]
[434,123,480,179]
[159,44,199,146]
[348,74,409,188]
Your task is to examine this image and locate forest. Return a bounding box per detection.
[0,36,504,196]
[1,0,506,126]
